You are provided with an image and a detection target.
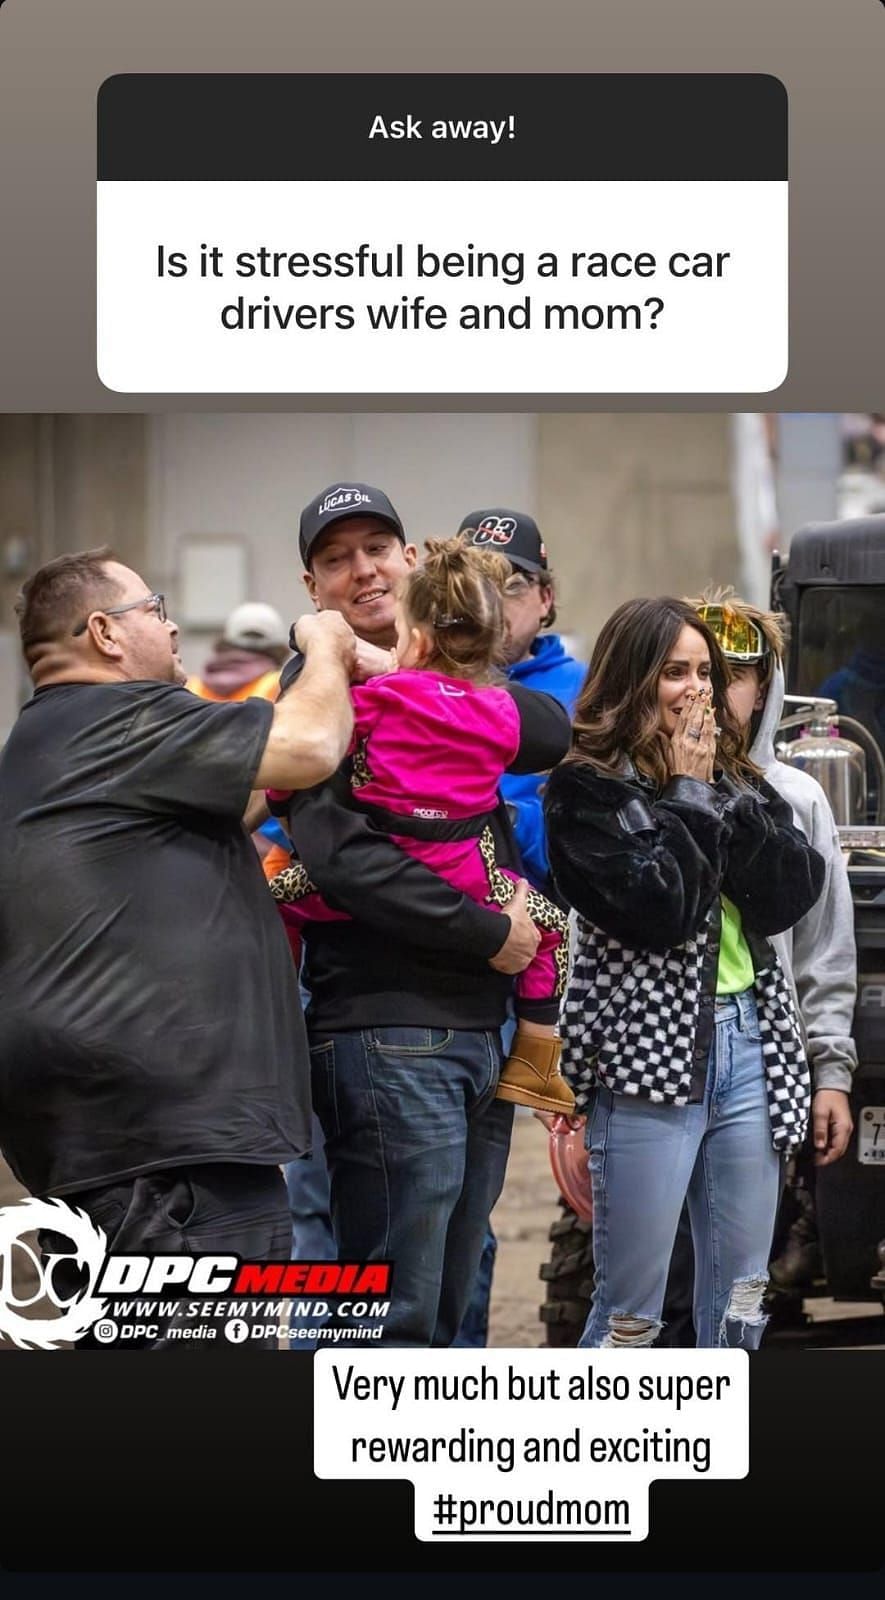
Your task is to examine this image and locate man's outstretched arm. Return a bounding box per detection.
[286,774,539,972]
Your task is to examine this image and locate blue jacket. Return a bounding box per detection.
[502,633,586,893]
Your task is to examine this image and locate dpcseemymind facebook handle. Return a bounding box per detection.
[315,1350,748,1542]
[96,73,788,394]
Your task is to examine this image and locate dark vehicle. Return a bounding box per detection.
[765,516,885,1341]
[540,517,885,1348]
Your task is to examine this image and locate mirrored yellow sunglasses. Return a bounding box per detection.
[696,603,768,662]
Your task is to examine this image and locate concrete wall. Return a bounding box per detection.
[0,416,147,579]
[0,416,148,735]
[145,411,741,672]
[538,413,737,654]
[2,411,745,690]
[145,412,538,670]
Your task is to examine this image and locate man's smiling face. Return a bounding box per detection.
[303,517,418,645]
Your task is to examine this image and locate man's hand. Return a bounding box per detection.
[812,1088,854,1166]
[351,638,398,684]
[488,879,541,974]
[294,609,357,670]
[254,612,356,791]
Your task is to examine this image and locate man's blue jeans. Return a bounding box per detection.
[580,991,783,1350]
[451,1012,516,1348]
[310,1025,514,1346]
[284,978,337,1265]
[284,1113,337,1261]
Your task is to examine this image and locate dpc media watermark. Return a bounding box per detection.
[0,1195,391,1350]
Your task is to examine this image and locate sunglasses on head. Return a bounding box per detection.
[696,603,769,663]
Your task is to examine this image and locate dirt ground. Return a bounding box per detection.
[487,1109,561,1348]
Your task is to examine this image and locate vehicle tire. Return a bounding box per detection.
[538,1197,595,1346]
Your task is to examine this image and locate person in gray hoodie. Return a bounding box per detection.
[696,596,857,1152]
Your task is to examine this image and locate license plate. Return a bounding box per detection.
[858,1106,885,1165]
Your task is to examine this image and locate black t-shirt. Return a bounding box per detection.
[0,680,311,1196]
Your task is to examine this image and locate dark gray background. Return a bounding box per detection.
[0,0,882,410]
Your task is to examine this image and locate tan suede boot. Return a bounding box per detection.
[496,1030,576,1116]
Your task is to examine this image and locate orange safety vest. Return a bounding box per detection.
[186,669,281,703]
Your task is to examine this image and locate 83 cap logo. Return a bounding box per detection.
[0,1197,107,1350]
[468,515,519,548]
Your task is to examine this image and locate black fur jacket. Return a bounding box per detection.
[544,761,825,956]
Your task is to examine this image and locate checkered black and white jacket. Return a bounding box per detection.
[545,760,827,1154]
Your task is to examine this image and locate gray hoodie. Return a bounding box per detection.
[750,659,857,1093]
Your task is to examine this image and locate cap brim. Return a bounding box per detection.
[225,637,281,650]
[506,554,548,576]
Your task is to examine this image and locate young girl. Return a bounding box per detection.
[268,534,573,1116]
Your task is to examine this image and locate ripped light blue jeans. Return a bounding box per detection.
[579,990,782,1349]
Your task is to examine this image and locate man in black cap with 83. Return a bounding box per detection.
[267,482,572,1346]
[452,506,586,1345]
[457,509,586,898]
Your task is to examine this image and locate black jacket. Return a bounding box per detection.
[546,763,825,952]
[545,761,826,1103]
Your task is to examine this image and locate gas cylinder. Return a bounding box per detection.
[779,710,867,824]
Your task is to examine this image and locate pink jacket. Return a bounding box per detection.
[349,669,520,819]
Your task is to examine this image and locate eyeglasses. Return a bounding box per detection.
[72,592,166,638]
[504,572,542,598]
[696,603,768,663]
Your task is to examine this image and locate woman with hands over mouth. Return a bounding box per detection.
[543,597,825,1349]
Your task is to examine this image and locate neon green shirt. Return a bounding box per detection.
[716,895,755,995]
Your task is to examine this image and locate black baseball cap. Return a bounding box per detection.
[299,482,405,567]
[457,509,548,575]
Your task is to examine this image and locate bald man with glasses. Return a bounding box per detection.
[0,546,355,1345]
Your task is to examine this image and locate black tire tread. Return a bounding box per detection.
[538,1197,595,1347]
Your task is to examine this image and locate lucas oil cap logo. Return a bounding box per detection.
[319,487,372,517]
[0,1197,108,1351]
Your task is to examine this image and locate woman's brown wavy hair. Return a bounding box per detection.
[569,596,761,786]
